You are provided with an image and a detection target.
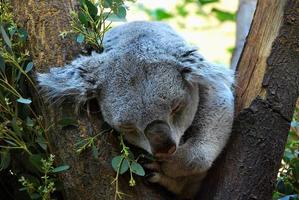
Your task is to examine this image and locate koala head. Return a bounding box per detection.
[97,51,201,156]
[37,22,217,157]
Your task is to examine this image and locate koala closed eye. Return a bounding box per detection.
[171,101,185,115]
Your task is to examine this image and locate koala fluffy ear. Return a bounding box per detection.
[178,48,234,88]
[36,52,105,107]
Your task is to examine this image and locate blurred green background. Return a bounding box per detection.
[124,0,237,65]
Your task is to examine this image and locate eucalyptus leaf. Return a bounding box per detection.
[11,117,21,136]
[26,117,34,127]
[85,0,98,19]
[76,33,85,44]
[0,56,5,73]
[0,25,12,48]
[130,161,145,176]
[8,26,17,36]
[112,156,129,174]
[150,8,172,21]
[18,28,28,41]
[0,150,11,170]
[25,62,33,73]
[127,149,135,160]
[29,154,43,172]
[4,139,17,147]
[19,187,27,192]
[293,159,299,180]
[198,0,219,5]
[104,0,112,8]
[115,6,127,19]
[92,145,99,158]
[107,13,127,22]
[36,135,47,151]
[211,8,235,22]
[52,165,70,173]
[278,195,299,200]
[284,149,295,162]
[17,98,32,104]
[78,11,88,26]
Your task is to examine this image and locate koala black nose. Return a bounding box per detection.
[144,120,177,156]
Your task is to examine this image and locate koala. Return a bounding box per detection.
[37,21,234,199]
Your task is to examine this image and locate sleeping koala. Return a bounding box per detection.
[37,21,234,199]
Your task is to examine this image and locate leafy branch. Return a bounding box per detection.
[111,133,145,200]
[61,0,135,52]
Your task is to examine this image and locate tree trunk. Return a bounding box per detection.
[11,1,168,199]
[198,0,299,199]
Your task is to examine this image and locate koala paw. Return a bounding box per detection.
[144,162,185,195]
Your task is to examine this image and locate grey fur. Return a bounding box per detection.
[37,21,234,198]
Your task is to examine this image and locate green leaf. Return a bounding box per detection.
[17,98,32,104]
[18,28,28,41]
[115,6,127,19]
[0,150,11,170]
[176,5,188,17]
[25,62,33,73]
[26,117,34,127]
[279,195,299,200]
[52,165,70,173]
[276,179,285,194]
[106,13,127,22]
[11,117,21,136]
[76,33,85,44]
[75,138,89,151]
[127,149,135,160]
[92,145,99,158]
[78,11,88,26]
[4,139,17,147]
[36,135,47,151]
[29,154,44,172]
[112,156,129,174]
[0,56,5,73]
[85,0,98,19]
[150,8,173,21]
[292,159,299,180]
[198,0,219,5]
[79,0,86,6]
[8,26,17,36]
[283,181,294,195]
[0,25,12,48]
[130,161,145,176]
[284,149,295,162]
[57,117,78,128]
[104,0,112,8]
[211,8,236,22]
[227,46,235,54]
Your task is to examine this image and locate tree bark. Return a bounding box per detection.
[11,1,168,200]
[198,0,299,199]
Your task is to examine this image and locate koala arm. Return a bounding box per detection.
[161,62,235,178]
